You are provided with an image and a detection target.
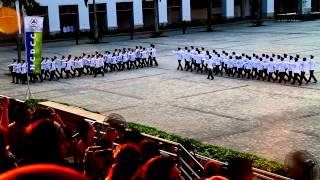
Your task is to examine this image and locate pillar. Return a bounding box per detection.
[78,2,90,31]
[107,1,117,28]
[158,0,168,24]
[262,0,274,17]
[48,5,60,32]
[182,0,191,21]
[133,0,143,26]
[222,0,234,19]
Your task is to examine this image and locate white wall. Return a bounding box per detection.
[222,0,234,19]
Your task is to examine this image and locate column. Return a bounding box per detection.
[262,0,274,17]
[299,0,312,15]
[158,0,168,24]
[107,1,117,28]
[222,0,234,19]
[78,2,90,31]
[133,0,143,26]
[182,0,191,21]
[48,5,60,32]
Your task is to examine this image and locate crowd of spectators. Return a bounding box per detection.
[0,96,314,180]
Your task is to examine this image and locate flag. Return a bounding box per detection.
[24,16,43,74]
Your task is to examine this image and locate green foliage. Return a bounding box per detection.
[128,122,286,175]
[24,98,47,109]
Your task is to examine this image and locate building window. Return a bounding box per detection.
[59,5,79,33]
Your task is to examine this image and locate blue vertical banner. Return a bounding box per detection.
[24,16,44,74]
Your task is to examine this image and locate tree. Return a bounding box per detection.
[1,0,40,61]
[206,0,213,32]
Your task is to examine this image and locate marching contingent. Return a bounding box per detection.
[8,44,157,84]
[175,46,317,85]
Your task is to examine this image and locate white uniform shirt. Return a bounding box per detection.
[267,61,275,73]
[141,50,148,59]
[207,57,214,69]
[46,60,51,71]
[308,58,316,71]
[195,54,202,64]
[12,62,17,73]
[61,59,67,69]
[41,61,47,70]
[21,63,27,74]
[292,61,301,73]
[66,61,72,70]
[50,60,56,72]
[15,63,21,73]
[278,61,286,72]
[151,48,157,58]
[176,50,183,60]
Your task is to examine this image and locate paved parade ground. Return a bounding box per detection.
[1,20,320,163]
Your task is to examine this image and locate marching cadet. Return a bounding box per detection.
[60,56,67,78]
[190,46,196,70]
[123,49,130,70]
[278,57,287,84]
[45,57,51,79]
[203,51,210,73]
[20,60,27,84]
[117,50,123,71]
[9,59,17,83]
[262,55,269,81]
[40,58,47,81]
[141,48,148,68]
[195,50,203,73]
[135,46,141,69]
[15,60,21,84]
[232,56,238,77]
[286,56,294,82]
[176,47,184,71]
[256,58,264,80]
[90,55,96,75]
[110,52,117,72]
[291,57,301,85]
[207,55,214,80]
[307,55,317,83]
[150,44,158,67]
[185,49,192,72]
[129,49,136,69]
[299,57,309,85]
[200,48,206,70]
[184,47,188,70]
[65,57,73,78]
[251,56,258,79]
[94,54,104,77]
[214,54,222,76]
[244,56,252,79]
[237,56,244,78]
[226,56,233,76]
[49,57,59,81]
[266,58,275,82]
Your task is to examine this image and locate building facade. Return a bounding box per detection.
[29,0,319,34]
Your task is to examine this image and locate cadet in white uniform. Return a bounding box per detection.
[266,58,275,82]
[150,44,158,66]
[291,58,301,85]
[65,57,74,78]
[308,55,317,83]
[20,60,27,84]
[207,55,214,80]
[176,48,184,71]
[278,57,287,84]
[15,60,22,84]
[9,59,17,83]
[299,57,309,85]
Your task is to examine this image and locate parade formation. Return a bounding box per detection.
[175,47,317,85]
[8,44,157,84]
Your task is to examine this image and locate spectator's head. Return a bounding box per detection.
[143,156,183,180]
[204,160,222,178]
[227,158,253,180]
[78,120,95,146]
[104,113,128,137]
[114,143,140,165]
[141,141,160,163]
[31,107,54,123]
[12,103,32,126]
[0,164,89,180]
[24,120,67,164]
[285,150,316,180]
[84,147,114,180]
[107,144,141,180]
[121,129,143,145]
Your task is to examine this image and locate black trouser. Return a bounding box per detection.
[20,73,27,84]
[184,60,187,69]
[207,68,214,80]
[252,68,258,79]
[278,72,286,83]
[215,65,222,76]
[177,60,183,70]
[227,68,232,76]
[49,71,60,80]
[130,61,136,69]
[268,72,275,82]
[148,56,152,66]
[65,70,73,78]
[274,70,279,80]
[11,72,16,83]
[117,62,123,71]
[263,69,268,80]
[245,69,252,79]
[237,68,244,78]
[90,67,95,74]
[287,71,292,82]
[152,57,158,66]
[45,70,50,79]
[299,71,308,85]
[291,73,301,85]
[77,68,83,77]
[60,68,66,78]
[257,70,264,80]
[308,70,317,83]
[196,63,203,73]
[94,67,104,77]
[232,67,237,77]
[186,61,192,72]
